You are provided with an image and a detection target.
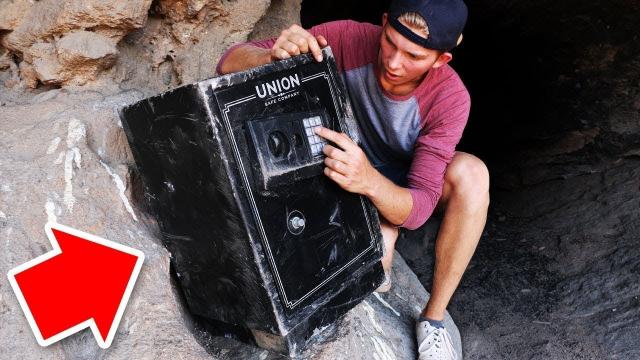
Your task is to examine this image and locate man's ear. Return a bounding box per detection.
[382,13,388,26]
[432,52,453,68]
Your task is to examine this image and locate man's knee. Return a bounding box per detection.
[380,220,399,243]
[444,152,490,209]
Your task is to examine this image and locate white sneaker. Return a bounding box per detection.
[416,320,458,360]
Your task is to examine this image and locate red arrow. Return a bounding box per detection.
[7,222,144,348]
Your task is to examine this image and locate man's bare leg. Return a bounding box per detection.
[380,219,399,273]
[378,152,488,304]
[421,152,489,320]
[376,218,399,292]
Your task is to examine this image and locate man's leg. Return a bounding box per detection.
[421,152,489,320]
[376,218,399,292]
[378,152,488,301]
[380,219,399,273]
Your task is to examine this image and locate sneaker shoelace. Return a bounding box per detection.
[418,325,457,360]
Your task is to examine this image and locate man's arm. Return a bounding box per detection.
[364,170,414,225]
[217,45,272,74]
[217,24,327,75]
[315,127,413,225]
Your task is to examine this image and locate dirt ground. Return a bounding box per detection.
[399,156,640,359]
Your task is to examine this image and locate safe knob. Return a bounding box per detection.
[287,210,306,235]
[290,216,305,229]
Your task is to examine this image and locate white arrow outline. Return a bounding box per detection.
[6,222,145,349]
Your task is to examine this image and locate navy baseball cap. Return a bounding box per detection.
[388,0,468,51]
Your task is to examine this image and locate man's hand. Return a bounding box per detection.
[271,24,328,62]
[218,24,327,74]
[315,126,379,196]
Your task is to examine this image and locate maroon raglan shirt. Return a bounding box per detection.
[216,20,470,230]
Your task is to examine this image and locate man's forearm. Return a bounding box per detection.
[218,45,272,75]
[366,170,413,226]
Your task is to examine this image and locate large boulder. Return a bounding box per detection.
[113,0,277,91]
[0,0,303,89]
[249,0,303,41]
[0,85,461,359]
[0,86,210,359]
[0,0,153,87]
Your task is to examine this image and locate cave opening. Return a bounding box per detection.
[301,0,640,358]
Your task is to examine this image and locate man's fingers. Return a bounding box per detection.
[289,33,309,54]
[322,144,350,163]
[274,25,326,62]
[324,157,349,175]
[281,40,301,55]
[316,35,328,47]
[324,167,349,186]
[315,127,355,151]
[307,35,323,62]
[271,47,291,60]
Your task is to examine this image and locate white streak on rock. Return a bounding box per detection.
[373,293,400,317]
[54,151,65,164]
[4,227,12,251]
[362,300,384,334]
[1,185,10,192]
[66,118,86,148]
[371,335,396,360]
[46,137,61,154]
[100,161,138,222]
[45,200,57,223]
[63,150,76,213]
[61,118,86,213]
[393,290,407,301]
[0,210,6,219]
[72,147,82,169]
[311,324,330,338]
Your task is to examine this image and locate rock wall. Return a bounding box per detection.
[0,0,302,90]
[1,0,153,87]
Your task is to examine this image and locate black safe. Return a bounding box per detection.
[119,48,384,356]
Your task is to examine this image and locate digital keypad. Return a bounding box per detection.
[303,116,326,157]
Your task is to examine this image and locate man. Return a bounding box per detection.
[217,0,489,358]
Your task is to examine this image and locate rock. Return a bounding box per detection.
[0,49,20,87]
[17,60,37,88]
[0,0,298,89]
[55,31,119,85]
[57,31,118,67]
[0,86,209,359]
[0,0,33,31]
[249,0,303,41]
[301,252,462,359]
[114,0,278,91]
[1,0,152,87]
[535,128,600,157]
[2,0,152,51]
[25,42,62,85]
[156,0,220,24]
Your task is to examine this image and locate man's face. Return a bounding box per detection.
[378,15,450,89]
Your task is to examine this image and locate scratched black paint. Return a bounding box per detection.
[119,48,384,356]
